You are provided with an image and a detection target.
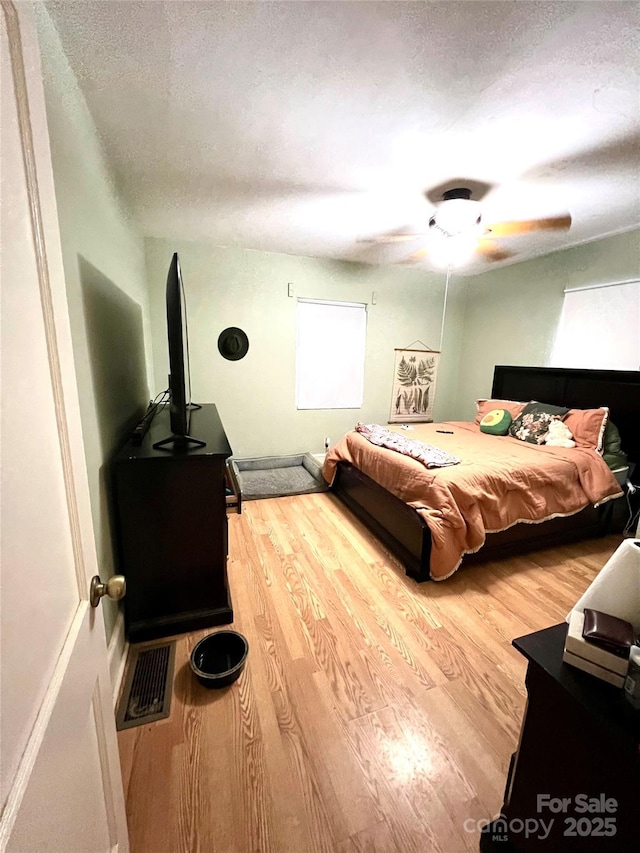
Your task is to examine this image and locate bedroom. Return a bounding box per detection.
[2,1,639,851]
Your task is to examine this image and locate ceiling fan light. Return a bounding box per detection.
[432,198,481,235]
[428,232,478,268]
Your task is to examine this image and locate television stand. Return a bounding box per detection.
[113,403,233,642]
[152,401,206,450]
[152,432,206,450]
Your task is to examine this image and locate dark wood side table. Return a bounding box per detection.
[480,623,640,852]
[113,403,234,642]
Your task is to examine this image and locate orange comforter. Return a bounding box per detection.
[322,421,623,580]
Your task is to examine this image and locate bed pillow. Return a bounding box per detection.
[479,409,513,435]
[602,420,628,470]
[475,398,526,425]
[563,407,609,453]
[520,400,570,418]
[603,420,623,455]
[509,411,561,445]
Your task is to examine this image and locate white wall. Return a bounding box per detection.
[35,8,154,642]
[145,238,465,457]
[454,228,640,419]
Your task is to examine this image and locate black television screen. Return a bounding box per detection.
[153,253,204,450]
[166,252,191,437]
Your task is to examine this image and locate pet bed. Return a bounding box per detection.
[230,453,328,501]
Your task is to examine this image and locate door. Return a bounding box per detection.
[0,3,129,851]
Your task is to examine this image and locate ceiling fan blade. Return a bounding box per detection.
[476,240,514,262]
[356,233,427,244]
[484,214,572,238]
[400,247,430,264]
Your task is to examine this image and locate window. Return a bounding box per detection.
[551,280,639,370]
[296,299,367,409]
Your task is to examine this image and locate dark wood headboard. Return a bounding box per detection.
[491,366,640,466]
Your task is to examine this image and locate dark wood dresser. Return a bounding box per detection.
[113,403,233,643]
[481,622,640,852]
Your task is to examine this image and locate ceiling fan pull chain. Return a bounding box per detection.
[438,265,452,352]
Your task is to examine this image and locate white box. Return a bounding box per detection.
[562,648,625,688]
[567,539,640,633]
[563,539,640,686]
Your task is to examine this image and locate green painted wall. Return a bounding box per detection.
[145,238,465,457]
[454,228,640,419]
[36,9,154,643]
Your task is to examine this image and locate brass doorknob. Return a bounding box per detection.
[90,575,126,608]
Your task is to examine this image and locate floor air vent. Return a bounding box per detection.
[116,642,176,730]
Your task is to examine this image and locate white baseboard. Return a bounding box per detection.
[107,607,129,708]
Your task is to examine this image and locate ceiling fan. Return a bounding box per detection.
[359,186,572,266]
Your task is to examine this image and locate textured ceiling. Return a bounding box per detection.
[45,1,640,275]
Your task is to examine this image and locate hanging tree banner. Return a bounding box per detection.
[388,348,440,423]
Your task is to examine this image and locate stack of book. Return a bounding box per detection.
[563,609,629,688]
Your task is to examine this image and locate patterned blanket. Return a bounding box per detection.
[355,423,460,469]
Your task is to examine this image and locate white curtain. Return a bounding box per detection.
[551,281,639,370]
[296,299,367,409]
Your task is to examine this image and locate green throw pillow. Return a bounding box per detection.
[480,408,512,435]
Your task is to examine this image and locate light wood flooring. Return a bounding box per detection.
[118,492,622,853]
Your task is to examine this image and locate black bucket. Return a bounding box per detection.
[189,630,249,689]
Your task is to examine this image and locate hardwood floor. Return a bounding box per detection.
[117,493,622,853]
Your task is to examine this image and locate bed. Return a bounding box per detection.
[323,366,640,582]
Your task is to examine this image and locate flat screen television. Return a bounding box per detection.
[153,252,205,450]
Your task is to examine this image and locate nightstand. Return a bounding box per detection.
[480,623,640,851]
